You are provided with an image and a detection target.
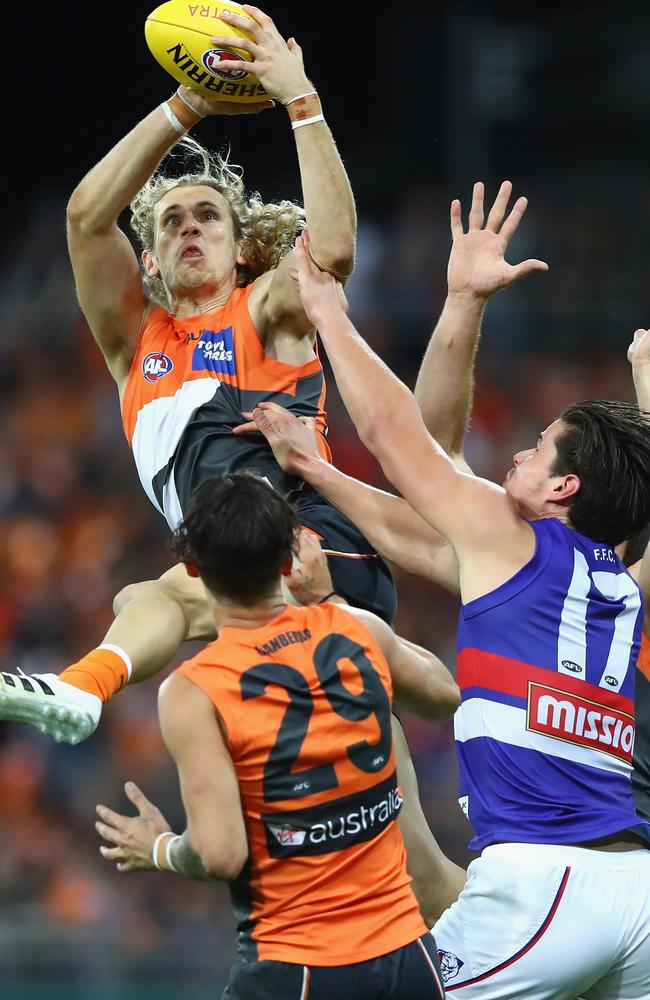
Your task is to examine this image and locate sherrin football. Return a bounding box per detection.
[145,0,267,103]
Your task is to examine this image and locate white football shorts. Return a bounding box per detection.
[432,842,650,999]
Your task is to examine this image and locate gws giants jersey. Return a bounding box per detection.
[455,517,650,851]
[176,603,426,965]
[121,285,331,528]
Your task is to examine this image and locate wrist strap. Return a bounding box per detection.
[152,831,175,870]
[318,590,337,604]
[285,90,318,106]
[161,102,187,135]
[292,114,325,131]
[165,835,181,874]
[174,88,204,120]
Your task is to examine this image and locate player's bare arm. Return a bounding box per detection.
[238,7,356,343]
[415,181,548,461]
[339,605,460,721]
[629,328,650,413]
[292,229,540,602]
[392,718,466,925]
[241,400,460,591]
[96,674,247,879]
[66,67,272,388]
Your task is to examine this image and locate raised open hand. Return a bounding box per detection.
[447,181,548,300]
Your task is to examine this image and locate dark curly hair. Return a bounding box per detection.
[170,473,298,605]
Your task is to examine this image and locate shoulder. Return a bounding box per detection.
[327,603,392,653]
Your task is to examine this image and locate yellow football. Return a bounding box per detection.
[145,0,267,103]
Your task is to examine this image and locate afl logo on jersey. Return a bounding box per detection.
[561,660,583,673]
[143,352,174,382]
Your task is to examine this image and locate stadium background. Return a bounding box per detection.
[0,1,648,996]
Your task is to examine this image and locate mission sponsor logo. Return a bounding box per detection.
[263,772,402,858]
[142,352,174,382]
[526,682,634,764]
[191,326,236,375]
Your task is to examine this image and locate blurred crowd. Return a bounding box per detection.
[0,173,641,995]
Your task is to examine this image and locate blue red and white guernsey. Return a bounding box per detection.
[455,516,650,851]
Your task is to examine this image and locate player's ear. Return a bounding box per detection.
[142,249,160,277]
[552,473,581,503]
[184,562,201,578]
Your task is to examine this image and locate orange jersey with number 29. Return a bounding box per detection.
[176,602,426,966]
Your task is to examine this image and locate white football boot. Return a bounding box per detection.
[0,671,102,745]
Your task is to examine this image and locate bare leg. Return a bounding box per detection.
[393,715,467,926]
[0,564,215,743]
[107,563,216,682]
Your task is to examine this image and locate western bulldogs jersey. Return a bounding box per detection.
[455,517,650,850]
[633,633,650,821]
[121,285,331,529]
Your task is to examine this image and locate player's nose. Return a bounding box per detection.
[181,219,201,237]
[513,449,531,466]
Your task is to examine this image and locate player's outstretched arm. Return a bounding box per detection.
[629,328,650,413]
[292,231,530,575]
[415,181,548,460]
[228,6,355,338]
[392,717,466,925]
[245,401,460,591]
[67,78,272,384]
[95,674,248,880]
[342,606,460,721]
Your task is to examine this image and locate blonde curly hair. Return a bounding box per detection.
[129,136,305,310]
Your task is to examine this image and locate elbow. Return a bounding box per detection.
[427,682,461,722]
[199,843,248,882]
[309,238,355,283]
[66,186,109,238]
[441,682,462,719]
[66,186,90,230]
[358,409,406,470]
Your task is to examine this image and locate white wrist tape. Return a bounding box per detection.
[161,102,187,135]
[175,88,204,118]
[165,835,181,874]
[285,90,318,105]
[152,831,175,870]
[291,113,325,130]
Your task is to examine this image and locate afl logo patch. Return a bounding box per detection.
[202,48,249,81]
[143,352,174,382]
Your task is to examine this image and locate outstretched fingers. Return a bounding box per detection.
[499,195,530,243]
[508,258,549,282]
[450,199,464,240]
[123,781,153,814]
[467,181,485,231]
[485,180,513,233]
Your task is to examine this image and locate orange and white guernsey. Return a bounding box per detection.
[176,602,427,965]
[121,285,331,528]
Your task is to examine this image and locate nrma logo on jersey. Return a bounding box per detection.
[191,326,236,375]
[262,773,402,858]
[526,682,635,764]
[142,352,174,382]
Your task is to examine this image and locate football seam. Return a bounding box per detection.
[146,16,253,52]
